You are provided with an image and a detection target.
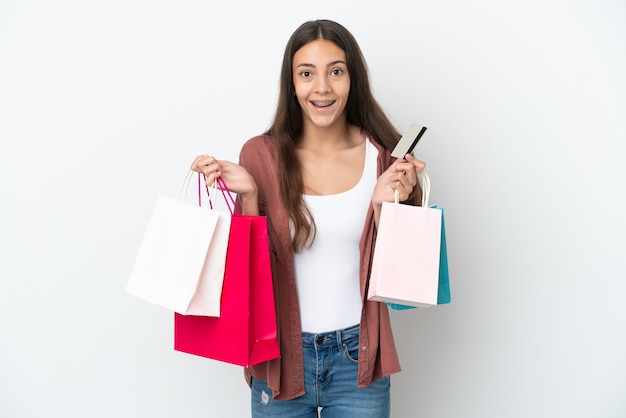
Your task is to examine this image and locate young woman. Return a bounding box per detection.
[191,19,425,418]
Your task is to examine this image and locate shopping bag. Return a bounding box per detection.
[367,171,450,308]
[126,170,231,316]
[174,190,280,367]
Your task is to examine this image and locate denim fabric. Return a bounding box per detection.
[251,324,391,418]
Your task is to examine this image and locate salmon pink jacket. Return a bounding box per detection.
[239,134,402,401]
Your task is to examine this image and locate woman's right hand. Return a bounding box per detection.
[190,155,257,198]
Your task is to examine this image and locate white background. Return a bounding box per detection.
[1,1,625,417]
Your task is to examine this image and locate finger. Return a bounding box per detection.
[391,183,409,202]
[394,173,418,201]
[401,164,418,186]
[204,170,222,187]
[191,154,216,172]
[202,160,217,173]
[190,155,207,171]
[199,158,223,177]
[405,154,426,172]
[394,160,416,172]
[392,171,414,188]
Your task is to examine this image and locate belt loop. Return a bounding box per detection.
[336,329,343,349]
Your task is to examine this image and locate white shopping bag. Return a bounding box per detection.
[126,170,231,316]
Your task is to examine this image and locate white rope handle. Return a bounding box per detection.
[176,169,217,208]
[204,178,218,209]
[420,170,430,207]
[393,170,430,206]
[177,169,194,201]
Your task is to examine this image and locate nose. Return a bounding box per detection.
[315,74,331,94]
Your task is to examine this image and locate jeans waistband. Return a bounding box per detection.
[302,324,360,349]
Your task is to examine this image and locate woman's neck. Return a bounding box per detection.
[298,122,361,151]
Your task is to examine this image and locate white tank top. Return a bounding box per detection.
[293,139,378,333]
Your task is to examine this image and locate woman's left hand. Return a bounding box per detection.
[373,154,426,205]
[372,154,426,225]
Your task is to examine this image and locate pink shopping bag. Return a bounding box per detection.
[367,171,450,308]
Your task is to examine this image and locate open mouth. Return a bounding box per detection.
[311,100,335,108]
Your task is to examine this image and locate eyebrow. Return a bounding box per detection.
[295,60,347,69]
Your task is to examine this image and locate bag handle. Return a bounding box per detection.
[175,169,217,209]
[176,169,243,215]
[393,170,430,206]
[199,175,241,215]
[216,177,241,215]
[177,169,201,201]
[198,173,217,209]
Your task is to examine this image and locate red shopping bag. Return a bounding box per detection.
[174,212,280,367]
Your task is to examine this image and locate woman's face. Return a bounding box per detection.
[292,39,350,130]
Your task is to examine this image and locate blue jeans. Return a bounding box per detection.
[251,324,391,418]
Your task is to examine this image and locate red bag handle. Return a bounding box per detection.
[217,177,241,215]
[197,173,241,215]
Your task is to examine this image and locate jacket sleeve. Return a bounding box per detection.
[236,136,270,215]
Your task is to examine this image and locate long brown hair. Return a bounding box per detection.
[266,19,415,252]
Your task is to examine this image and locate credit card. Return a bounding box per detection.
[391,124,427,158]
